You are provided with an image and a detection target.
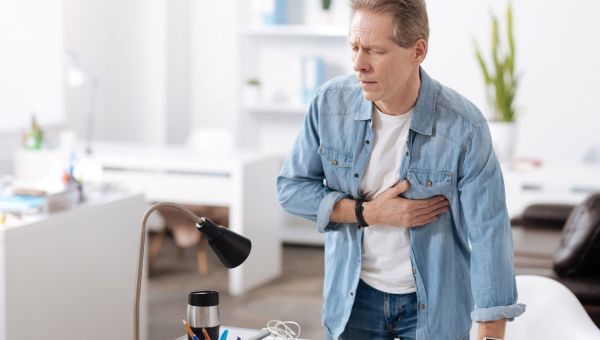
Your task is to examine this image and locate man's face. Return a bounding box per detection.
[350,10,422,106]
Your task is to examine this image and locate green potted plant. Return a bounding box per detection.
[474,2,518,163]
[321,0,332,11]
[244,78,262,106]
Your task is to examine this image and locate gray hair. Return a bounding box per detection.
[350,0,429,48]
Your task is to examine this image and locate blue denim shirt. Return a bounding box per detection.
[277,68,525,339]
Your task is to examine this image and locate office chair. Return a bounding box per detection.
[509,275,600,339]
[470,275,600,339]
[553,193,600,277]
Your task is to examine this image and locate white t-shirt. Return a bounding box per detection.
[359,105,416,294]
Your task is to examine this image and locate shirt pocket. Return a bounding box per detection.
[318,145,353,194]
[404,168,453,201]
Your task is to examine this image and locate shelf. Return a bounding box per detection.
[235,8,352,156]
[240,25,348,38]
[244,104,307,116]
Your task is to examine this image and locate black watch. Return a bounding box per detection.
[355,198,369,228]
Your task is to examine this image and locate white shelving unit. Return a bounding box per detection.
[234,1,352,245]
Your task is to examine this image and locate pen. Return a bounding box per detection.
[182,319,195,339]
[202,327,212,340]
[219,329,229,340]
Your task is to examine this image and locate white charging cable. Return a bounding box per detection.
[261,320,302,339]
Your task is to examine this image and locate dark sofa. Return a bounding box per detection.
[511,193,600,326]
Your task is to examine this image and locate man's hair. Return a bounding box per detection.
[350,0,429,48]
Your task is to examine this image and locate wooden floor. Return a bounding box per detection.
[148,234,326,340]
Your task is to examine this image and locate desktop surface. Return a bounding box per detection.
[175,326,273,340]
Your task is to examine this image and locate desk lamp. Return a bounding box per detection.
[134,202,252,340]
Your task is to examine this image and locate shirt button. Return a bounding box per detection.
[365,140,370,145]
[354,173,359,178]
[412,268,416,275]
[331,160,338,166]
[426,180,432,187]
[405,151,409,157]
[350,291,354,296]
[419,304,426,310]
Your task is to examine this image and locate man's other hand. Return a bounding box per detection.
[363,180,449,227]
[477,319,506,340]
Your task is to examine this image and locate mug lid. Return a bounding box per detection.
[188,290,219,307]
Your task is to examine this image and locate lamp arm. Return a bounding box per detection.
[134,202,202,340]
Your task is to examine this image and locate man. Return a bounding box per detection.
[277,0,525,339]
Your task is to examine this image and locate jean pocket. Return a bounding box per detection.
[404,168,453,200]
[318,145,353,193]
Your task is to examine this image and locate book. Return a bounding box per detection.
[0,195,46,214]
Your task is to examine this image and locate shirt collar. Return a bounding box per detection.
[353,67,437,136]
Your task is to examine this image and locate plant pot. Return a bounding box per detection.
[316,9,334,25]
[488,121,517,163]
[306,0,342,26]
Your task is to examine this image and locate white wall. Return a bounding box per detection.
[60,0,600,161]
[189,1,239,130]
[166,0,192,145]
[63,0,167,146]
[0,0,64,174]
[0,0,64,131]
[187,0,599,163]
[424,0,600,162]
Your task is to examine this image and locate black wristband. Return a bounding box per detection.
[355,198,369,228]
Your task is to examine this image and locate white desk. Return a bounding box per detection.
[92,142,283,296]
[175,327,262,340]
[174,326,307,340]
[502,162,600,218]
[0,193,149,340]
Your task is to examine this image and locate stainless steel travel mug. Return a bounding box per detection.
[187,290,220,340]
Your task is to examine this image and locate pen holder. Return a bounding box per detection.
[187,290,220,340]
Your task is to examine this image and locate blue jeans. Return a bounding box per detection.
[339,280,417,340]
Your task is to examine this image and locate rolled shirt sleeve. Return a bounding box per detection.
[458,121,526,322]
[316,191,349,233]
[471,304,526,322]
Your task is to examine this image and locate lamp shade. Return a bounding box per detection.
[64,52,86,87]
[197,217,251,268]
